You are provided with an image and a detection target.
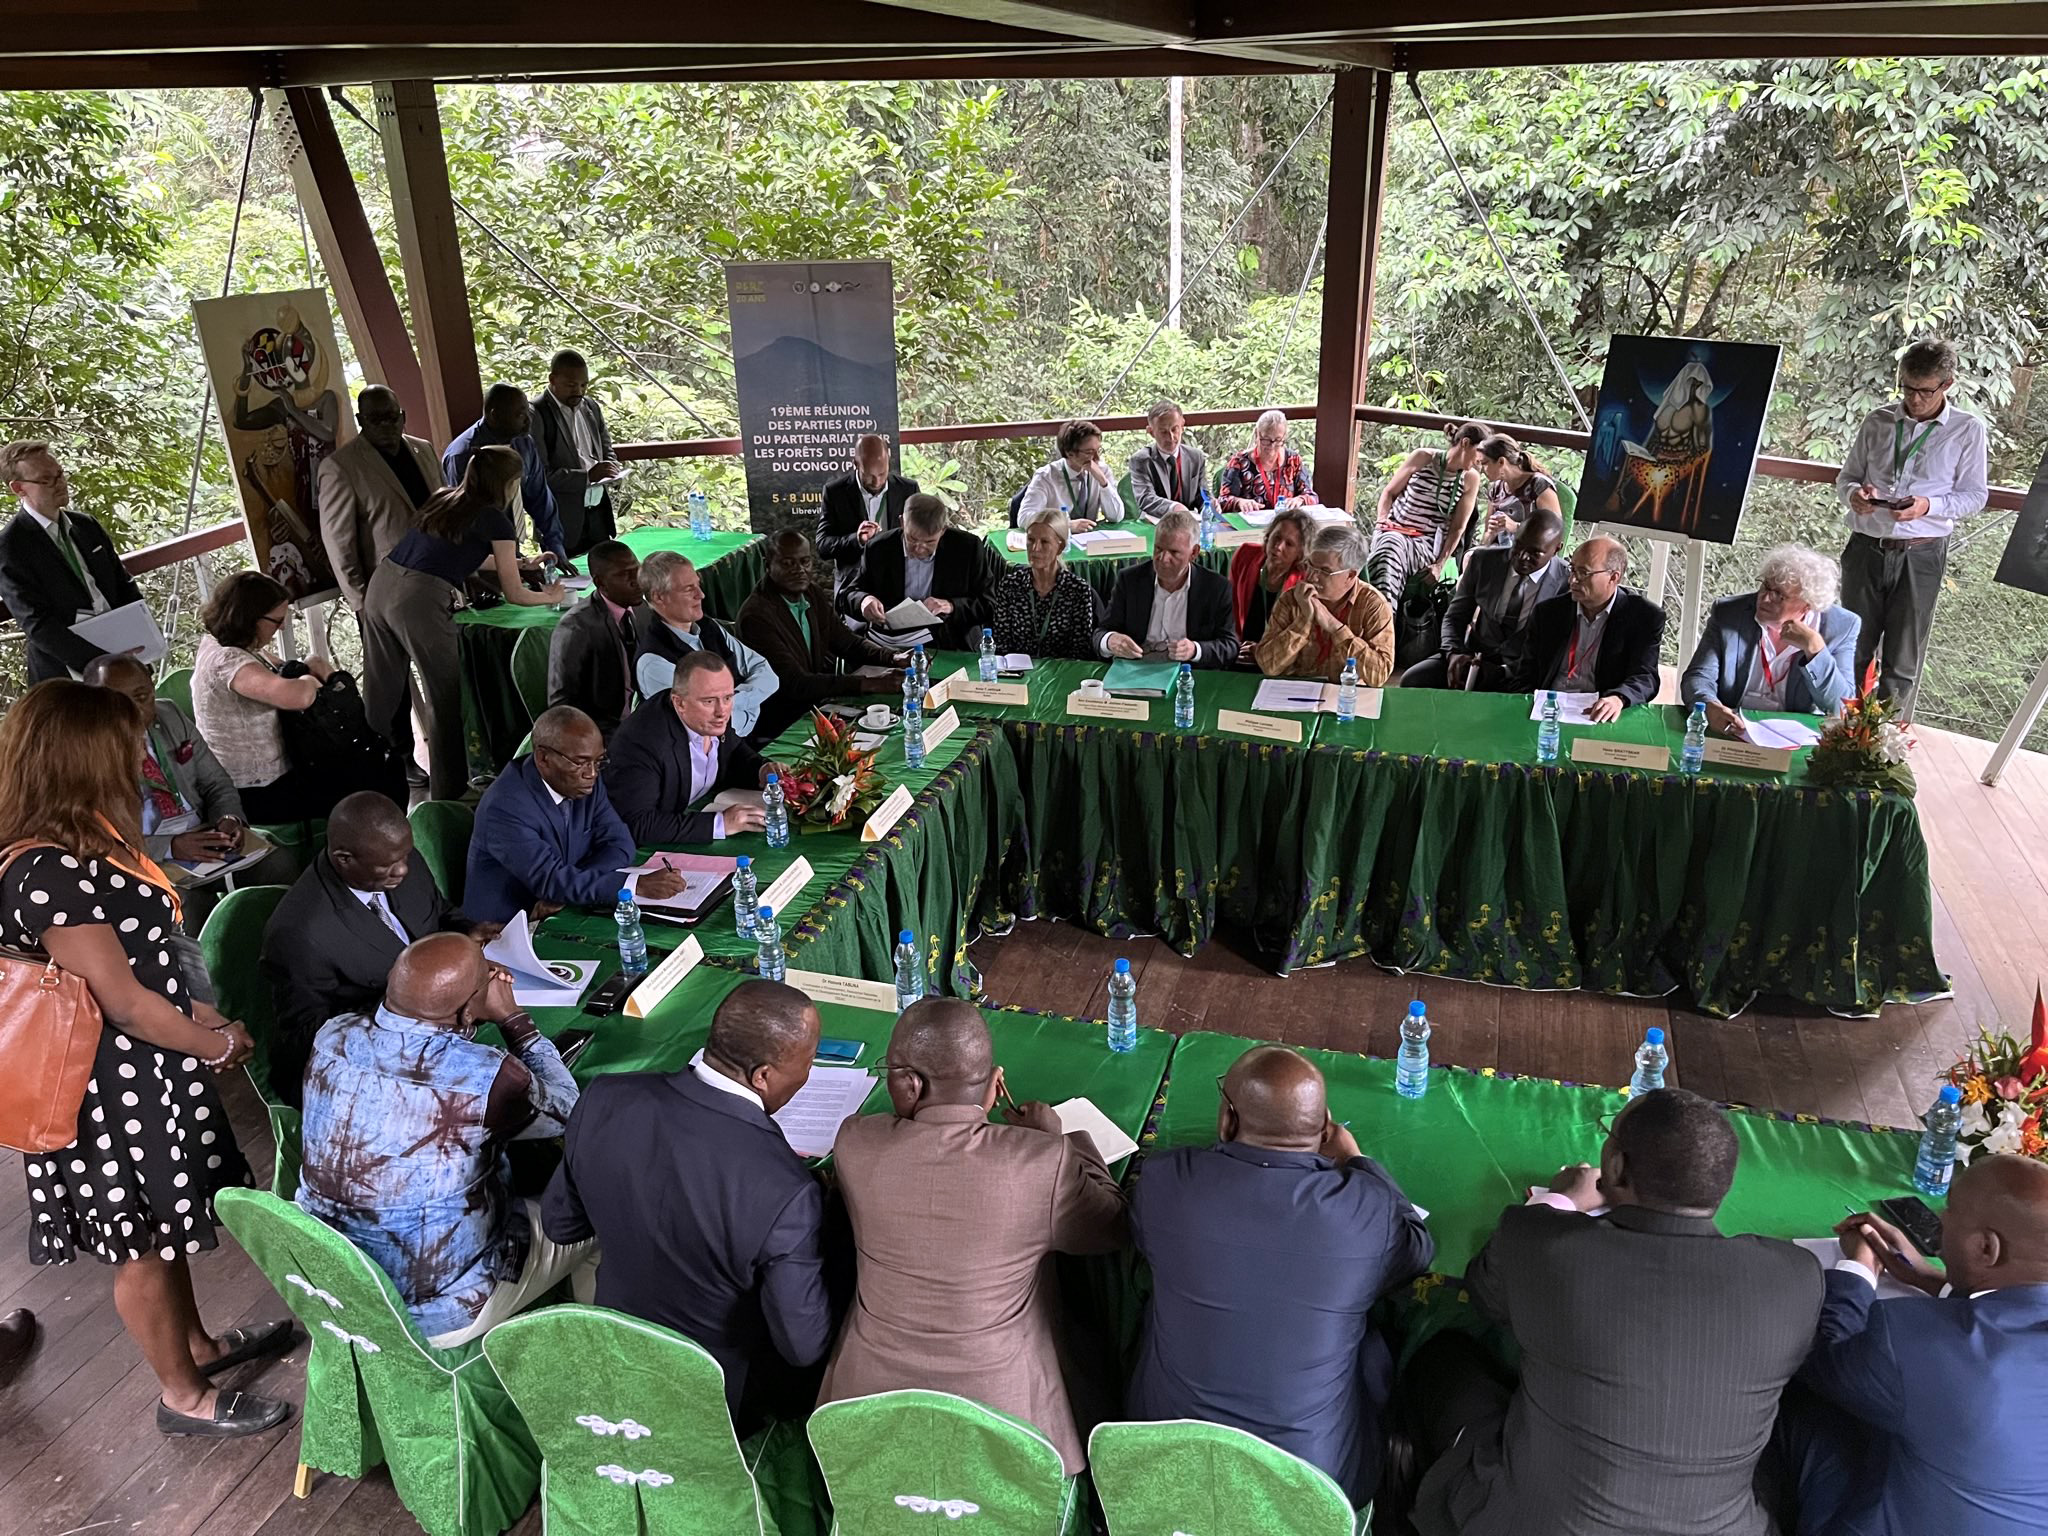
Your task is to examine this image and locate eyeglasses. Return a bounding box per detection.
[1256,434,1287,447]
[259,608,289,627]
[1900,381,1949,400]
[537,744,607,773]
[12,471,64,485]
[1567,566,1615,588]
[1305,561,1348,581]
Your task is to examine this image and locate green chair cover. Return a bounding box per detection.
[509,626,552,723]
[157,665,194,717]
[1115,469,1135,522]
[215,1188,540,1536]
[196,884,300,1197]
[1087,1419,1364,1536]
[409,799,475,907]
[807,1389,1082,1535]
[482,1304,822,1536]
[1555,477,1578,544]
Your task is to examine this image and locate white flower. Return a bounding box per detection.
[1982,1116,2026,1157]
[1959,1101,1992,1140]
[827,773,858,816]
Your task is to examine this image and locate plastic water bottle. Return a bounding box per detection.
[1106,958,1138,1053]
[979,627,999,682]
[1681,701,1709,776]
[732,856,757,939]
[1060,503,1076,553]
[1173,663,1196,729]
[894,929,924,1012]
[903,680,926,769]
[754,905,786,981]
[910,644,930,698]
[1337,657,1359,723]
[762,772,790,848]
[1913,1083,1964,1196]
[1198,497,1217,552]
[1537,690,1562,764]
[1396,1001,1431,1099]
[614,888,648,978]
[1629,1027,1669,1098]
[688,488,711,542]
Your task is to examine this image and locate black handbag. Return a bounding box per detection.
[274,663,407,803]
[1394,573,1453,672]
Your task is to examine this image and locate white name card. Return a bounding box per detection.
[1213,528,1264,549]
[1703,738,1795,774]
[1569,738,1671,771]
[624,933,702,1019]
[945,676,1030,706]
[922,676,951,709]
[1216,709,1304,745]
[758,855,816,921]
[861,783,914,842]
[920,705,961,757]
[785,968,901,1014]
[1066,690,1151,722]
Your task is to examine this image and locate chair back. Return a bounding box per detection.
[807,1389,1079,1535]
[484,1304,783,1535]
[216,1187,539,1536]
[1554,476,1578,544]
[409,800,474,907]
[1087,1419,1361,1536]
[1007,486,1027,529]
[1115,470,1134,522]
[510,625,553,722]
[157,666,195,717]
[197,884,300,1194]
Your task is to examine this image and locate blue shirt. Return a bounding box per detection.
[633,621,781,739]
[386,501,516,585]
[443,419,567,560]
[465,754,640,924]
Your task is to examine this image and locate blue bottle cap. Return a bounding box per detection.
[899,929,914,944]
[618,888,635,903]
[983,627,993,638]
[736,855,751,868]
[758,905,774,921]
[1937,1083,1962,1104]
[1114,958,1131,974]
[1179,662,1192,673]
[766,771,779,784]
[1408,1000,1426,1016]
[1646,1027,1665,1044]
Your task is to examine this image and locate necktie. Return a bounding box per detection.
[617,609,637,699]
[49,515,88,589]
[366,891,409,944]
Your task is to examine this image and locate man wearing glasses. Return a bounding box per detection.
[464,703,684,925]
[0,439,145,682]
[1835,336,1989,721]
[316,386,445,615]
[1508,536,1665,723]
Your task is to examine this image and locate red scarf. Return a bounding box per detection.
[140,744,184,823]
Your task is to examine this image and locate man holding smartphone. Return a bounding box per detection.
[1836,337,1989,721]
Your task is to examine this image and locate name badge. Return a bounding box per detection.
[861,784,914,841]
[1066,690,1150,721]
[784,969,900,1014]
[920,705,961,757]
[758,855,816,920]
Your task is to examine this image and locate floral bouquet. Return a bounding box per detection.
[774,709,891,831]
[1941,986,2048,1164]
[1806,660,1914,792]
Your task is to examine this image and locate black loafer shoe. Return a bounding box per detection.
[201,1319,298,1376]
[157,1388,293,1438]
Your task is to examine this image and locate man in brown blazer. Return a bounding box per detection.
[818,998,1127,1473]
[317,385,444,612]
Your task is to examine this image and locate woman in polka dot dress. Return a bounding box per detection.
[0,682,295,1437]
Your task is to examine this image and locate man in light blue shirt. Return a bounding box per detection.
[443,383,569,567]
[630,548,779,738]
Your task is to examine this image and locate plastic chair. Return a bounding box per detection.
[1555,477,1578,545]
[409,800,474,907]
[214,1188,540,1536]
[1087,1420,1364,1536]
[510,626,552,723]
[807,1389,1082,1534]
[196,884,300,1197]
[483,1304,821,1536]
[157,665,194,717]
[1115,469,1135,522]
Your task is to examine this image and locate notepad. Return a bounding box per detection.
[1053,1097,1138,1163]
[1529,691,1603,725]
[1102,659,1181,696]
[1746,717,1822,750]
[1251,678,1384,718]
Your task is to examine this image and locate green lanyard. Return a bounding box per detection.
[1891,418,1938,479]
[1029,584,1058,648]
[1058,465,1095,516]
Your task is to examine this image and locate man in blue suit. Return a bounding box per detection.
[1681,544,1861,736]
[1129,1045,1434,1505]
[1779,1154,2048,1534]
[464,704,681,924]
[443,383,568,568]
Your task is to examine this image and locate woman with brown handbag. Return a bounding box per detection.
[0,681,295,1436]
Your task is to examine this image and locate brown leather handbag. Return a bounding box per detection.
[0,842,105,1153]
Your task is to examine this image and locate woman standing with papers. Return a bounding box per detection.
[992,508,1104,660]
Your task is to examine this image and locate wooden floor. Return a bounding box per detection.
[1,724,2043,1534]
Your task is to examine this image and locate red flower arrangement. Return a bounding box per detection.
[775,710,892,830]
[1941,986,2048,1165]
[1807,660,1913,792]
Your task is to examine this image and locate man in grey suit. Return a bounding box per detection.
[1126,398,1209,523]
[531,348,624,556]
[1409,1089,1824,1536]
[316,386,444,614]
[86,653,245,864]
[1402,506,1567,692]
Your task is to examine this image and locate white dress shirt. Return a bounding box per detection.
[1552,590,1618,691]
[1096,575,1192,658]
[1836,400,1990,540]
[686,725,729,840]
[633,622,780,738]
[352,885,411,943]
[558,396,602,470]
[1019,461,1128,525]
[859,480,889,523]
[1739,621,1796,712]
[692,1058,765,1111]
[23,502,110,614]
[903,554,937,602]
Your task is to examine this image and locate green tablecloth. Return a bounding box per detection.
[983,523,1231,600]
[455,526,765,774]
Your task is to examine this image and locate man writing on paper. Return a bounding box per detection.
[738,529,906,742]
[842,493,1002,651]
[530,349,625,556]
[1130,1046,1434,1505]
[442,383,570,570]
[607,651,775,846]
[817,434,918,599]
[1401,507,1568,692]
[298,933,595,1347]
[547,539,644,739]
[818,998,1127,1475]
[633,549,780,740]
[466,705,683,925]
[1508,536,1665,723]
[543,979,847,1432]
[1095,509,1238,669]
[1681,545,1860,738]
[0,440,146,683]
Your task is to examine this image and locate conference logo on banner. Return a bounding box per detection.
[725,261,901,532]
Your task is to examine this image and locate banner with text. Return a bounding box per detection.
[726,261,900,532]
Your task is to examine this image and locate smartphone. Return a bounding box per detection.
[553,1029,596,1067]
[813,1036,865,1066]
[1867,494,1914,511]
[582,972,636,1017]
[1875,1195,1943,1257]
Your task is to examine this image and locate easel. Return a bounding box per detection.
[1981,645,2048,786]
[1596,524,1709,664]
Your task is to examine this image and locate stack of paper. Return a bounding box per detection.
[880,598,941,634]
[483,912,599,1008]
[1529,691,1604,725]
[70,600,168,665]
[1746,718,1822,750]
[1054,1097,1138,1162]
[1070,529,1144,555]
[693,1049,876,1157]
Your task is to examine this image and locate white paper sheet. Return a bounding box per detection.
[881,598,941,631]
[1249,679,1383,718]
[70,600,167,664]
[1238,508,1279,527]
[1053,1096,1139,1163]
[705,788,765,814]
[634,870,727,913]
[1529,690,1604,725]
[1746,717,1822,750]
[1791,1237,1922,1300]
[691,1050,877,1157]
[166,832,275,887]
[483,911,599,1007]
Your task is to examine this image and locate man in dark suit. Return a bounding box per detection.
[1774,1155,2048,1535]
[530,349,624,556]
[1507,534,1666,721]
[542,978,845,1431]
[1095,509,1238,669]
[546,539,642,738]
[0,440,145,682]
[1409,1088,1824,1536]
[606,651,774,845]
[1403,507,1568,691]
[1125,398,1210,523]
[261,792,492,1109]
[842,493,1002,651]
[817,434,917,598]
[1130,1045,1434,1504]
[465,705,683,924]
[737,529,904,742]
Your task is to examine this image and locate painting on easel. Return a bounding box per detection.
[1578,334,1782,545]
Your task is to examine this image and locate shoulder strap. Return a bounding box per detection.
[0,841,59,884]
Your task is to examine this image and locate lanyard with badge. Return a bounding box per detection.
[1256,454,1291,509]
[1891,417,1938,482]
[1059,465,1096,517]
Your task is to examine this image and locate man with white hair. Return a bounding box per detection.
[1681,545,1861,735]
[1220,410,1320,514]
[1255,521,1396,684]
[633,548,779,739]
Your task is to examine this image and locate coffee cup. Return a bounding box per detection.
[862,705,894,730]
[1077,678,1107,699]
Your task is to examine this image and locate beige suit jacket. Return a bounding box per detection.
[818,1103,1127,1472]
[317,434,444,610]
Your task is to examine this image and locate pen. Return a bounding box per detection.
[997,1082,1020,1116]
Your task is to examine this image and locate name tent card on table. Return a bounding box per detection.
[1569,738,1672,771]
[759,855,815,919]
[1216,709,1305,745]
[624,933,703,1018]
[939,669,1029,706]
[785,968,901,1013]
[861,784,914,842]
[1702,738,1795,774]
[1213,528,1263,549]
[921,705,961,757]
[1067,690,1151,722]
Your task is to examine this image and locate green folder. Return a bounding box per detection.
[1102,659,1182,696]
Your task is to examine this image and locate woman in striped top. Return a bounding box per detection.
[1366,421,1487,608]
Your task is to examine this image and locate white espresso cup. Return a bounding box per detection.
[1077,678,1107,699]
[862,705,894,730]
